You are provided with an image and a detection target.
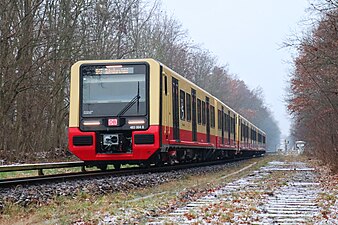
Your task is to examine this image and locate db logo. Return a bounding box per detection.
[108,118,118,126]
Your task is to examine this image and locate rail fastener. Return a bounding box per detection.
[0,161,86,176]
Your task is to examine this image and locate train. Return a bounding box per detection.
[68,59,266,170]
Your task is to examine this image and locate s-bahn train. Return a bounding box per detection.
[68,59,266,169]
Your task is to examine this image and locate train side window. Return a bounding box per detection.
[233,117,236,134]
[224,113,227,133]
[210,105,215,128]
[247,126,249,140]
[218,110,222,130]
[186,93,191,121]
[243,124,246,139]
[164,75,168,95]
[227,112,231,133]
[251,129,254,143]
[245,124,247,141]
[230,117,234,134]
[258,133,262,143]
[202,101,206,125]
[224,113,228,131]
[180,90,185,120]
[197,99,202,124]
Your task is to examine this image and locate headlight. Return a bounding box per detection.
[83,120,101,126]
[127,119,145,125]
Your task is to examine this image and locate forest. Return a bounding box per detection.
[288,0,338,171]
[0,0,281,163]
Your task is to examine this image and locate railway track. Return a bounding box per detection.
[257,162,320,224]
[0,157,254,188]
[146,159,322,224]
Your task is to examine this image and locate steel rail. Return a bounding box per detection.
[0,167,139,188]
[0,156,257,188]
[0,161,86,172]
[0,161,86,175]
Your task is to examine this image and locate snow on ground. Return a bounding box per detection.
[142,160,338,225]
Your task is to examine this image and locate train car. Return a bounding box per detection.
[68,59,266,169]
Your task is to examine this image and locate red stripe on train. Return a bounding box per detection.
[68,126,264,161]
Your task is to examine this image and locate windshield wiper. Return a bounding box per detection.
[117,82,140,116]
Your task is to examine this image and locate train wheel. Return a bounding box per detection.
[168,155,177,165]
[140,162,150,168]
[97,164,108,171]
[154,154,164,167]
[113,163,121,170]
[168,149,177,165]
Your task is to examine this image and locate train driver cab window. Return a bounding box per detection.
[180,90,186,120]
[81,64,147,117]
[197,99,202,124]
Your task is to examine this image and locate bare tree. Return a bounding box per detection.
[287,1,338,171]
[0,0,281,162]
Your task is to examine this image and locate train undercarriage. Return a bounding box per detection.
[85,147,265,171]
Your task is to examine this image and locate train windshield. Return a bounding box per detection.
[81,64,147,117]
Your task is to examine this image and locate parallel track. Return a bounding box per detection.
[0,157,255,188]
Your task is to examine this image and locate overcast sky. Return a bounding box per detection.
[159,0,311,137]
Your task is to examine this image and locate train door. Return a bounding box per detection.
[228,110,231,145]
[206,97,210,143]
[221,106,224,144]
[237,117,241,150]
[236,115,240,151]
[172,77,180,141]
[233,114,236,145]
[162,72,169,141]
[191,89,197,141]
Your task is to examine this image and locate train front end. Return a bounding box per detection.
[68,59,161,167]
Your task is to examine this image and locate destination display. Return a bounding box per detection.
[95,66,134,75]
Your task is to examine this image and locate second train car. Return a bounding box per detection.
[68,59,266,169]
